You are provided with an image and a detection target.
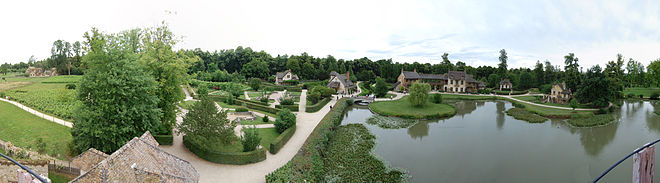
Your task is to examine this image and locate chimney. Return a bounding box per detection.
[401,68,404,73]
[413,68,416,72]
[346,71,350,79]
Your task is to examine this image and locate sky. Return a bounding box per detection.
[1,0,660,70]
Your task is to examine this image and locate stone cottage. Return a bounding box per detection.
[327,71,356,94]
[274,70,299,85]
[392,69,481,93]
[499,79,513,91]
[70,131,199,182]
[546,82,572,104]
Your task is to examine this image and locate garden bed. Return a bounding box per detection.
[369,96,456,119]
[183,135,267,165]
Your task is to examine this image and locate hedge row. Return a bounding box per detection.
[153,134,173,145]
[211,95,281,115]
[183,135,267,165]
[305,97,331,113]
[266,98,350,182]
[286,86,303,92]
[275,104,299,112]
[492,90,528,95]
[236,97,268,106]
[269,126,296,154]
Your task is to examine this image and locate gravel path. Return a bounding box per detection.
[160,89,339,183]
[0,98,73,128]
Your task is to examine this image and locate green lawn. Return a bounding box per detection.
[566,114,615,127]
[505,107,548,123]
[0,100,73,159]
[358,82,371,96]
[506,98,593,118]
[369,96,456,119]
[382,93,396,99]
[254,128,279,152]
[49,171,73,183]
[624,87,660,98]
[247,92,264,98]
[240,116,271,125]
[191,135,243,153]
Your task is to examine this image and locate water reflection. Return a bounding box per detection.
[496,101,505,130]
[408,120,430,139]
[577,123,618,156]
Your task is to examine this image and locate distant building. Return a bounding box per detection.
[499,79,512,91]
[274,70,299,85]
[327,71,356,94]
[393,69,481,93]
[546,82,572,104]
[25,67,57,77]
[70,131,199,183]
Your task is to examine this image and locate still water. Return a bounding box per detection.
[342,100,660,182]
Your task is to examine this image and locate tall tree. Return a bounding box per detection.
[575,65,613,107]
[563,53,581,92]
[648,59,660,87]
[139,24,191,135]
[533,61,544,86]
[604,54,625,98]
[408,82,430,107]
[177,84,236,144]
[498,49,508,76]
[241,60,269,79]
[72,28,162,153]
[626,58,646,87]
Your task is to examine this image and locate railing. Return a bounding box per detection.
[593,138,660,182]
[0,152,48,183]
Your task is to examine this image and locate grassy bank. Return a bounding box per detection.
[369,96,456,119]
[505,107,548,123]
[566,114,615,127]
[513,96,592,108]
[624,87,660,98]
[323,124,407,182]
[502,98,593,118]
[0,100,73,159]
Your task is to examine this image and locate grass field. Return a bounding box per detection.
[370,96,456,119]
[566,114,615,127]
[624,87,660,98]
[505,107,548,123]
[254,127,279,152]
[0,100,73,159]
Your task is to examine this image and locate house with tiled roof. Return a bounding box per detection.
[327,71,356,94]
[547,82,572,104]
[393,69,482,93]
[499,79,513,91]
[274,70,299,85]
[70,131,199,183]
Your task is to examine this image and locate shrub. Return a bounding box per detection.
[651,92,660,100]
[431,93,443,104]
[281,80,299,85]
[307,91,320,104]
[609,106,615,113]
[374,78,389,97]
[311,86,335,98]
[640,94,645,99]
[597,108,607,114]
[225,96,234,105]
[235,107,249,112]
[627,93,635,98]
[65,83,76,90]
[249,78,262,91]
[183,135,266,164]
[570,98,578,110]
[274,109,296,133]
[539,84,552,94]
[36,138,46,154]
[279,97,294,105]
[346,98,354,106]
[153,134,174,145]
[305,97,331,112]
[0,92,4,98]
[263,116,269,122]
[241,127,262,152]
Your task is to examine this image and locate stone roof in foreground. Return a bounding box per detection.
[70,131,199,183]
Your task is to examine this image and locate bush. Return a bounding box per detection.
[539,84,552,94]
[263,116,269,122]
[408,82,430,107]
[627,93,636,98]
[65,83,76,90]
[651,92,660,100]
[597,108,607,114]
[640,94,645,99]
[225,96,235,105]
[279,97,294,105]
[153,134,173,145]
[0,92,4,98]
[307,91,320,104]
[269,126,296,154]
[235,107,249,112]
[305,97,331,112]
[311,86,335,98]
[36,138,46,154]
[260,96,269,103]
[346,98,354,106]
[183,135,266,164]
[249,78,262,91]
[281,80,299,85]
[431,93,442,104]
[274,109,296,133]
[241,127,262,152]
[609,106,615,113]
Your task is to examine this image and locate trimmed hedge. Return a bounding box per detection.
[492,90,528,95]
[211,95,281,115]
[267,98,350,182]
[183,135,267,165]
[236,97,268,106]
[275,104,299,112]
[269,126,296,154]
[285,86,303,92]
[153,134,173,145]
[305,97,331,113]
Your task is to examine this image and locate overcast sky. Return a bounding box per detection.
[2,0,659,69]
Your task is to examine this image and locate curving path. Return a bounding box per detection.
[0,98,73,128]
[161,89,339,183]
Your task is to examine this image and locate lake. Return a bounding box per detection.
[341,100,660,182]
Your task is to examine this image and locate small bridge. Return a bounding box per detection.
[352,95,375,104]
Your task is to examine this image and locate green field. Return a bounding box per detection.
[624,87,660,98]
[358,82,371,96]
[254,127,279,152]
[566,114,615,127]
[369,96,456,119]
[1,76,81,120]
[0,100,73,159]
[505,107,548,123]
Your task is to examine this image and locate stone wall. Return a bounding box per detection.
[0,160,48,183]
